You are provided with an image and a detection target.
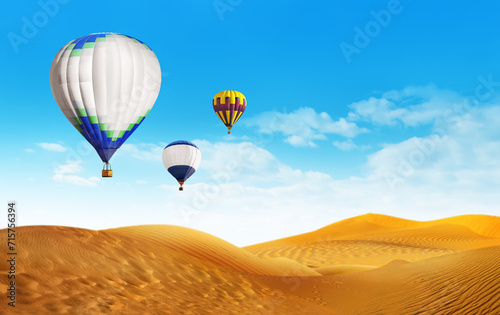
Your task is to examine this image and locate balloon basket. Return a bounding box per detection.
[102,163,112,178]
[102,170,113,177]
[179,186,184,191]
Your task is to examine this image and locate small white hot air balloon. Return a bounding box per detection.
[162,141,201,191]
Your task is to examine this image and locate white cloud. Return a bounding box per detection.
[52,174,100,187]
[223,134,250,141]
[245,107,369,147]
[333,139,371,151]
[51,160,100,187]
[54,160,84,174]
[192,140,330,187]
[285,134,322,147]
[25,148,35,153]
[348,85,467,127]
[363,104,500,196]
[37,142,67,152]
[120,143,164,161]
[136,180,147,184]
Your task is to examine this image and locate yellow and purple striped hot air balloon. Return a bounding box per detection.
[213,90,246,134]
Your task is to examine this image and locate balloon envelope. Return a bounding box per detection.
[162,140,201,186]
[50,32,161,163]
[213,90,246,133]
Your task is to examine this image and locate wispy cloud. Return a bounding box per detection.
[54,160,84,174]
[223,134,250,141]
[120,143,164,161]
[333,139,371,151]
[36,142,67,152]
[52,174,101,187]
[51,160,100,187]
[245,107,369,147]
[25,148,35,153]
[191,139,331,187]
[347,85,466,127]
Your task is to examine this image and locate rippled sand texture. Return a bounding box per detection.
[1,213,500,314]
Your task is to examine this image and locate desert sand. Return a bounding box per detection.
[1,213,500,314]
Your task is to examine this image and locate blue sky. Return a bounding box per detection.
[2,0,500,246]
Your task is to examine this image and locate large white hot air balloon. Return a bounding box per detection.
[49,32,161,177]
[162,141,201,191]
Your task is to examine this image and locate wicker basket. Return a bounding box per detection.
[102,170,113,177]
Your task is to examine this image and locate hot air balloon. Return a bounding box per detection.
[162,141,201,191]
[49,32,161,177]
[213,90,246,134]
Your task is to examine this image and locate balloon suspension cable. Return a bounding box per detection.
[102,162,113,177]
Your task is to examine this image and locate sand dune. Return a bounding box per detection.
[314,264,379,275]
[245,213,500,250]
[1,213,499,314]
[244,213,500,267]
[249,245,500,314]
[109,225,319,277]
